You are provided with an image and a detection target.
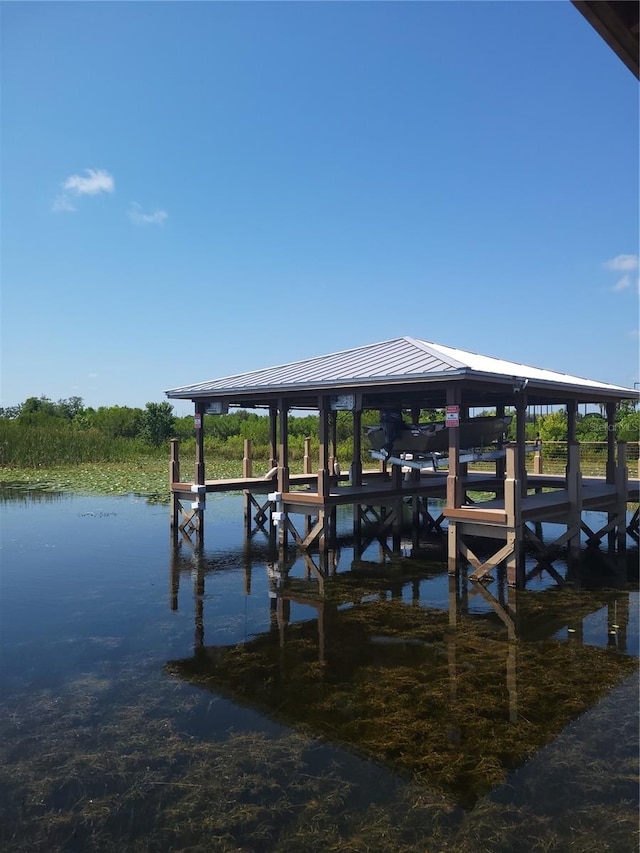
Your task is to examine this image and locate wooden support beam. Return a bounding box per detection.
[495,403,506,479]
[170,439,181,530]
[515,394,527,497]
[351,409,363,486]
[329,411,337,476]
[277,398,290,494]
[533,443,543,475]
[616,442,628,553]
[566,441,582,560]
[606,402,616,484]
[446,387,462,511]
[318,397,331,498]
[194,405,205,486]
[566,400,577,442]
[303,437,312,475]
[269,403,278,470]
[242,439,253,479]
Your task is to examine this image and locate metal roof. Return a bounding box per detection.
[165,336,636,404]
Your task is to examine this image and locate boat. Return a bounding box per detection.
[365,415,512,455]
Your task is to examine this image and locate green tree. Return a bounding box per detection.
[91,406,144,438]
[537,410,568,442]
[616,409,639,442]
[576,414,607,442]
[141,402,175,446]
[20,396,59,417]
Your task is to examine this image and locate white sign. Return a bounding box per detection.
[204,401,228,415]
[330,394,358,411]
[445,405,459,428]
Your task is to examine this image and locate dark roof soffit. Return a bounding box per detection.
[572,0,640,78]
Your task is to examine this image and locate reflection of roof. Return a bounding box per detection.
[165,336,636,405]
[572,1,640,79]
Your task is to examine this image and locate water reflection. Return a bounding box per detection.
[1,491,638,851]
[0,483,67,504]
[167,539,638,808]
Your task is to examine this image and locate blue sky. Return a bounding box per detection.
[2,1,638,416]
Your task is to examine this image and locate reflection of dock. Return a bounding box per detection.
[167,541,636,807]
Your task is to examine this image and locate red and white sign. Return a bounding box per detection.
[445,405,459,428]
[194,414,202,429]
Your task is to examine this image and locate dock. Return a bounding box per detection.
[165,336,639,589]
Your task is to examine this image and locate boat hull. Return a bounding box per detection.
[366,416,512,455]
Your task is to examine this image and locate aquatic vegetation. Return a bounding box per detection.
[1,490,637,852]
[167,597,637,809]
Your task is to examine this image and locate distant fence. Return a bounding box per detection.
[524,441,639,478]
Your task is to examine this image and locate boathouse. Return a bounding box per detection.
[165,337,638,587]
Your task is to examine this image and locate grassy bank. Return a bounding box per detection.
[0,456,299,499]
[0,459,251,499]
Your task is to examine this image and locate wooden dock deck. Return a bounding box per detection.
[170,440,637,589]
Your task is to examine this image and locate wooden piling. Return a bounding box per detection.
[242,439,253,479]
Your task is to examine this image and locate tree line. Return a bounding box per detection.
[0,395,637,469]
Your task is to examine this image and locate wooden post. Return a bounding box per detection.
[318,397,331,499]
[277,399,290,494]
[616,441,628,554]
[446,388,462,510]
[446,388,462,576]
[269,403,278,470]
[351,409,363,486]
[170,438,180,530]
[303,438,312,474]
[170,438,180,485]
[447,519,458,575]
[606,403,616,483]
[515,394,527,498]
[329,411,337,478]
[566,441,582,560]
[243,439,253,479]
[459,404,469,477]
[194,406,205,486]
[194,406,205,545]
[496,403,506,480]
[505,445,523,587]
[567,400,577,442]
[533,442,543,475]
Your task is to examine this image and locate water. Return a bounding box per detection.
[0,490,638,852]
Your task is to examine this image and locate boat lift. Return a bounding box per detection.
[369,446,536,474]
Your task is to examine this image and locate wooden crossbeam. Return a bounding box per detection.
[580,516,620,545]
[468,580,516,636]
[523,523,579,555]
[178,504,199,533]
[416,499,444,533]
[247,492,271,530]
[360,504,399,537]
[461,538,516,581]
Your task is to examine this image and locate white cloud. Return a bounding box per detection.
[604,254,639,272]
[128,202,168,225]
[63,168,114,196]
[53,168,114,212]
[612,274,631,292]
[52,194,76,213]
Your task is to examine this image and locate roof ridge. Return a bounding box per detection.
[403,336,468,370]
